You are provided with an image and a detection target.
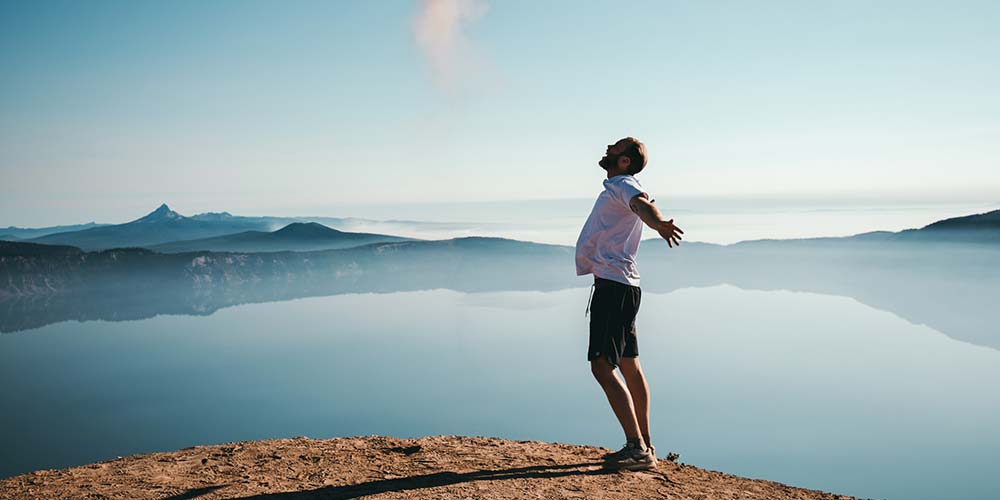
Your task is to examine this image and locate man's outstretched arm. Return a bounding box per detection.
[628,194,684,248]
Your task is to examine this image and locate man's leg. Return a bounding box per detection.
[590,356,643,444]
[619,357,650,445]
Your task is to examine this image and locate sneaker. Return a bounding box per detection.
[604,442,658,466]
[603,442,655,471]
[602,442,632,461]
[603,442,655,460]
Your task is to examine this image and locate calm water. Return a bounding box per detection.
[1,285,998,500]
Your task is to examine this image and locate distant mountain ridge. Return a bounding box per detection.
[905,209,1000,237]
[924,209,1000,229]
[188,211,236,221]
[2,211,999,351]
[274,222,342,238]
[9,205,1000,252]
[26,203,275,250]
[0,222,109,240]
[24,204,410,252]
[842,209,1000,244]
[666,208,1000,248]
[149,221,413,253]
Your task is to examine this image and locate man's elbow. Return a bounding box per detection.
[631,196,662,228]
[628,193,649,214]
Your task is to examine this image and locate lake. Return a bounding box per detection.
[1,284,997,500]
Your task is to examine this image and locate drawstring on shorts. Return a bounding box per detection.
[585,283,595,316]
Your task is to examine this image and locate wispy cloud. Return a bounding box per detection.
[412,0,490,95]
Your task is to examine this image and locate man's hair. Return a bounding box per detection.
[622,137,647,175]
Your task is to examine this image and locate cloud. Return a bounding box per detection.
[412,0,490,94]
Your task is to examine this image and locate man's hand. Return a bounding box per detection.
[629,194,684,248]
[655,219,684,248]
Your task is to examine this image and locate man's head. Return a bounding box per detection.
[598,137,647,176]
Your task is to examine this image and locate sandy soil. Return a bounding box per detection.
[0,435,862,499]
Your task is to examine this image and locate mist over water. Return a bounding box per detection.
[311,198,1000,245]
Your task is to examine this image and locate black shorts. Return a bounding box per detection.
[586,276,641,368]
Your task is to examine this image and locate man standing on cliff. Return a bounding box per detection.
[575,137,683,471]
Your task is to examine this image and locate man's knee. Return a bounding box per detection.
[619,357,649,392]
[590,356,617,382]
[619,356,642,376]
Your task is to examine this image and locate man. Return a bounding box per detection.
[575,137,683,471]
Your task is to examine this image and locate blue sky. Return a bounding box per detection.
[2,0,999,226]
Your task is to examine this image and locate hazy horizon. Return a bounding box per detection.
[4,196,998,246]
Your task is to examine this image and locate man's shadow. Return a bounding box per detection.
[163,461,620,500]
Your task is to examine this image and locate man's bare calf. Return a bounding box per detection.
[590,356,645,449]
[619,357,651,446]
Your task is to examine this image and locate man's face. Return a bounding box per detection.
[599,139,630,171]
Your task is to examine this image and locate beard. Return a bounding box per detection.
[598,153,619,170]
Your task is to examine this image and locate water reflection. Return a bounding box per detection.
[2,240,997,351]
[1,287,997,500]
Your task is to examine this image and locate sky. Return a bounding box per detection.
[2,0,999,226]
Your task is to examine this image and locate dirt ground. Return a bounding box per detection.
[0,435,861,499]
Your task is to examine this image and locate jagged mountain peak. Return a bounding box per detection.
[134,204,185,223]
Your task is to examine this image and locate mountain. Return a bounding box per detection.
[148,222,413,253]
[922,209,1000,230]
[4,210,999,350]
[718,208,1000,248]
[0,222,109,240]
[20,205,438,252]
[826,209,1000,244]
[0,236,575,305]
[893,209,1000,242]
[132,203,184,222]
[27,204,280,251]
[188,211,236,222]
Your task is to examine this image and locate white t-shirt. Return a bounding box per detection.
[575,174,650,287]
